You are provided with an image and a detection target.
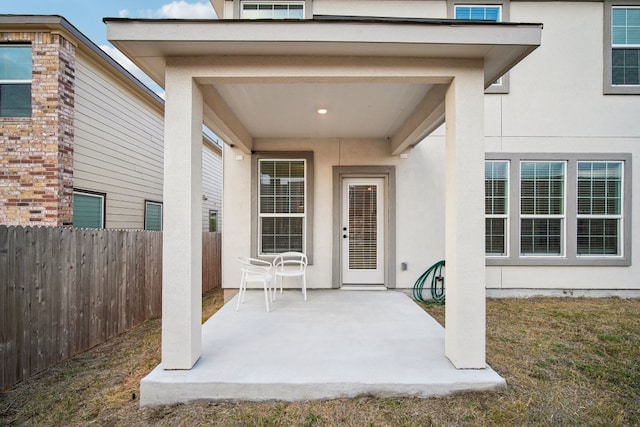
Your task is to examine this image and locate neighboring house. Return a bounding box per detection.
[106,0,638,374]
[0,15,222,232]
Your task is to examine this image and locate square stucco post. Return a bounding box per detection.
[161,67,203,369]
[444,67,486,369]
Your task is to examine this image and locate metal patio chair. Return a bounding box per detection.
[237,257,273,312]
[272,252,308,301]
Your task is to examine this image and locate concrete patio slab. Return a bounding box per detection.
[140,290,505,406]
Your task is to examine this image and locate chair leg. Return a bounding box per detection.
[263,278,270,312]
[272,276,277,301]
[236,275,244,311]
[302,274,307,301]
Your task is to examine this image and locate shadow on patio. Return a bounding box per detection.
[140,290,505,406]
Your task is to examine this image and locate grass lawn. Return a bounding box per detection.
[1,289,639,426]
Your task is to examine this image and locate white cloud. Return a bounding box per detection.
[118,9,130,18]
[99,45,165,99]
[156,1,217,19]
[134,1,217,19]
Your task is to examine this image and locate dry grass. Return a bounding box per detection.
[1,290,639,426]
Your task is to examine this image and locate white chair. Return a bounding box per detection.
[237,257,273,312]
[272,252,308,301]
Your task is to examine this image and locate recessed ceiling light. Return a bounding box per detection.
[317,108,328,115]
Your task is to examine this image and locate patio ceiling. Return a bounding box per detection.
[105,18,542,152]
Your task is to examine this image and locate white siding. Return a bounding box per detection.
[202,140,223,231]
[73,52,164,229]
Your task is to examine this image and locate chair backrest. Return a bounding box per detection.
[273,252,307,273]
[238,257,272,275]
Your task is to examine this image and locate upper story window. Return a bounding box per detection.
[241,1,305,19]
[612,7,640,85]
[449,2,509,93]
[604,1,640,94]
[0,45,32,118]
[454,5,502,21]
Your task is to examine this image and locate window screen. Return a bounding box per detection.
[0,45,32,117]
[73,191,105,229]
[145,201,163,231]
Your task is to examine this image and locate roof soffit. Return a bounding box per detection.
[106,18,541,150]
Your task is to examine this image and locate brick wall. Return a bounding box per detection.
[0,31,75,226]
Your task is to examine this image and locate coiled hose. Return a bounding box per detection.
[412,260,445,305]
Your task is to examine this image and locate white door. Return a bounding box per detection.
[341,177,385,285]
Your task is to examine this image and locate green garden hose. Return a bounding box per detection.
[412,260,445,305]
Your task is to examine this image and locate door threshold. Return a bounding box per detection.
[340,285,387,291]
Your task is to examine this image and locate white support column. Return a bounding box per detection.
[444,67,486,369]
[161,67,203,369]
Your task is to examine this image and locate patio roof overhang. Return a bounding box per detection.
[105,18,542,154]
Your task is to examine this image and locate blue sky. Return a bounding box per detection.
[3,1,218,93]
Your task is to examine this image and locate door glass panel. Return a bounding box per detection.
[348,184,377,270]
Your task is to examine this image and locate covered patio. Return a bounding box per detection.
[140,290,505,406]
[105,16,541,406]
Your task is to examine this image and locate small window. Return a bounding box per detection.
[145,201,163,231]
[577,162,623,256]
[612,7,640,85]
[520,161,565,256]
[454,5,501,21]
[452,3,509,92]
[258,159,306,254]
[605,2,640,93]
[241,1,304,19]
[485,161,509,256]
[209,210,218,232]
[0,45,32,118]
[73,190,105,229]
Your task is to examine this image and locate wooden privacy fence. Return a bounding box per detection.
[0,226,221,391]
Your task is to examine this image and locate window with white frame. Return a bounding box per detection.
[485,154,631,266]
[144,201,163,231]
[73,190,105,229]
[485,161,509,256]
[520,161,565,256]
[0,45,32,118]
[258,159,306,254]
[577,162,623,256]
[241,1,304,19]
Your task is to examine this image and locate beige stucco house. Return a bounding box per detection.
[0,15,222,232]
[106,0,544,375]
[105,0,639,403]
